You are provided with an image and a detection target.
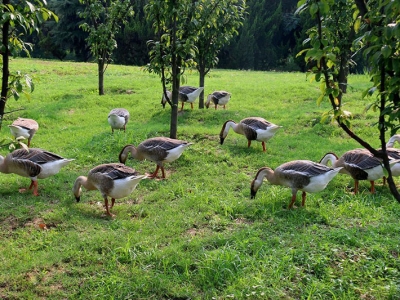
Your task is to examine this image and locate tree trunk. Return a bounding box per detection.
[198,63,206,109]
[169,7,178,139]
[0,0,10,129]
[98,59,104,95]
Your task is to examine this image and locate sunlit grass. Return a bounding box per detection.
[0,58,399,299]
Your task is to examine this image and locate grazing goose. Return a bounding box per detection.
[250,160,342,208]
[205,91,231,110]
[0,148,74,196]
[73,163,147,217]
[319,149,386,194]
[108,108,130,133]
[8,118,39,147]
[161,86,204,110]
[119,137,193,179]
[220,117,281,152]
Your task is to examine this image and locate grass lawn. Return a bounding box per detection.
[0,58,399,299]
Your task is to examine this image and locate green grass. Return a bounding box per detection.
[0,58,399,299]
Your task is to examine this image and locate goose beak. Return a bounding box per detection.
[161,102,166,109]
[220,137,225,145]
[75,196,81,203]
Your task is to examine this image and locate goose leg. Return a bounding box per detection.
[262,142,266,152]
[27,139,31,147]
[161,166,166,179]
[247,140,252,148]
[288,193,297,209]
[215,104,217,110]
[110,198,116,209]
[223,105,226,109]
[104,198,114,217]
[27,180,39,196]
[180,102,184,111]
[148,165,161,179]
[190,103,194,109]
[370,181,375,193]
[354,180,359,194]
[301,191,307,206]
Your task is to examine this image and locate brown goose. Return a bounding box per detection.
[0,148,74,196]
[73,163,147,217]
[319,149,386,194]
[161,86,204,110]
[8,118,39,147]
[108,108,130,133]
[219,117,281,152]
[250,160,342,208]
[119,137,193,179]
[205,91,231,110]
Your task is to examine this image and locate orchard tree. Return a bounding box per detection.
[195,0,246,108]
[0,0,57,129]
[145,0,199,138]
[296,0,400,202]
[79,0,134,95]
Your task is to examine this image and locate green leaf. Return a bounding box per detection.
[381,45,392,58]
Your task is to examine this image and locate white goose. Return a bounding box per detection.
[220,117,281,152]
[205,91,231,110]
[119,137,193,179]
[250,160,342,208]
[108,108,130,133]
[320,149,385,194]
[73,163,147,217]
[8,118,39,147]
[0,148,74,196]
[161,86,204,110]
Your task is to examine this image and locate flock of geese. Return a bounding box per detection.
[2,86,400,216]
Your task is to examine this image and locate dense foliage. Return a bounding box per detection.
[24,0,313,71]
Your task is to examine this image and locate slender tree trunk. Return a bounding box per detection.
[0,0,10,129]
[170,6,178,139]
[98,59,104,95]
[198,62,206,109]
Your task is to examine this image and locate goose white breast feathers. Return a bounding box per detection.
[108,108,130,133]
[119,137,193,179]
[205,91,231,110]
[73,163,147,217]
[319,149,385,194]
[8,118,39,147]
[0,148,74,196]
[220,117,281,152]
[250,160,342,208]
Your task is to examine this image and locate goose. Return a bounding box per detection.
[119,137,193,179]
[319,149,386,194]
[73,163,147,217]
[219,117,281,152]
[250,160,342,208]
[108,108,130,133]
[0,148,74,196]
[8,118,39,147]
[205,91,231,110]
[161,86,204,110]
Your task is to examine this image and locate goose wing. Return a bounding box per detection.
[18,148,66,165]
[92,163,138,180]
[213,91,229,99]
[342,150,382,170]
[277,160,333,189]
